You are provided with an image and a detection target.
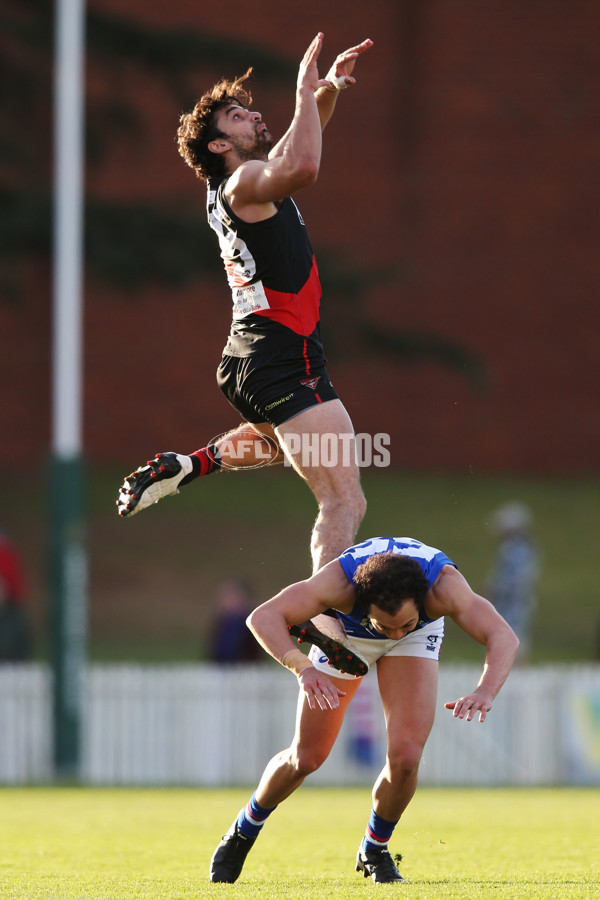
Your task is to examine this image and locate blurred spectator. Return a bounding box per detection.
[208,577,263,664]
[0,528,33,661]
[485,502,540,664]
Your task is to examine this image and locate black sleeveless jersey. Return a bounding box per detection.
[207,176,323,357]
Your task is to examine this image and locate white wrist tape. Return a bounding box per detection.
[325,70,348,91]
[281,647,311,676]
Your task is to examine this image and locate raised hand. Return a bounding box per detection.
[325,38,374,90]
[297,32,327,94]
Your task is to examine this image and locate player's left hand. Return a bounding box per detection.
[444,690,493,723]
[324,38,374,90]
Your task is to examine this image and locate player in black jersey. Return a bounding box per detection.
[117,33,373,576]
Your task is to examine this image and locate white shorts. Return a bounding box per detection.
[308,617,445,680]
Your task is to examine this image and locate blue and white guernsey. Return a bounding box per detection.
[336,537,456,640]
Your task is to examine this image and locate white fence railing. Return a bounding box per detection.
[1,663,599,786]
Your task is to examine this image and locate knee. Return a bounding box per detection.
[321,483,366,527]
[354,488,367,525]
[289,744,329,778]
[347,486,366,532]
[387,741,424,781]
[341,488,366,536]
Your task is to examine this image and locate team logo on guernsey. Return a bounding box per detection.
[300,376,321,390]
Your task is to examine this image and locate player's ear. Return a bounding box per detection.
[208,138,230,155]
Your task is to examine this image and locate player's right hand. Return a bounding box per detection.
[298,32,328,94]
[297,666,346,710]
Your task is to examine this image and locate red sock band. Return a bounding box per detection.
[191,444,221,477]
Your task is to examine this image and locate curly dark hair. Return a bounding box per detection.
[353,552,430,616]
[176,68,253,181]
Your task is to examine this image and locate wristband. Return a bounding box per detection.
[281,648,312,676]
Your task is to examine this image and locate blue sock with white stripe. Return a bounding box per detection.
[362,808,399,852]
[236,792,277,839]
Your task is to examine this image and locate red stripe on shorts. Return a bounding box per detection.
[302,338,321,401]
[302,338,310,375]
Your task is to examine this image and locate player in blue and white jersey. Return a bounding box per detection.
[210,536,519,885]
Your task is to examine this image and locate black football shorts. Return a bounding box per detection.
[216,339,339,428]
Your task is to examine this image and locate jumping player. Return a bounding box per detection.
[209,536,519,884]
[116,33,373,574]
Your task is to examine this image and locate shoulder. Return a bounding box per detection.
[226,159,266,188]
[424,565,473,618]
[226,159,278,201]
[308,560,356,613]
[225,161,281,219]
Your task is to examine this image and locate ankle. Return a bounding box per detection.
[181,445,222,484]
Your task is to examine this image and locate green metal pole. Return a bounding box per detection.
[49,454,87,776]
[52,0,87,779]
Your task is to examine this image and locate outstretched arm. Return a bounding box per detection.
[426,566,520,722]
[230,32,326,208]
[226,32,326,217]
[270,37,374,160]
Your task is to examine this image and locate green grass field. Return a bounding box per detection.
[1,787,599,899]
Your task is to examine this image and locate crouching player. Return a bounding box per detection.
[209,536,519,884]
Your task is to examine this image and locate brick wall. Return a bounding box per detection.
[3,0,599,473]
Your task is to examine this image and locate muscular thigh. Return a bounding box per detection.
[291,674,363,759]
[376,656,439,749]
[276,399,362,501]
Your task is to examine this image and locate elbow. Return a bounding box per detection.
[504,625,520,662]
[294,157,320,188]
[303,159,320,184]
[246,607,260,636]
[512,631,520,658]
[246,604,270,640]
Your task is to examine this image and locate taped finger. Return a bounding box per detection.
[325,69,349,91]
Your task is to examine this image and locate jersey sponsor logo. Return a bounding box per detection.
[265,393,294,412]
[232,280,270,318]
[299,376,321,390]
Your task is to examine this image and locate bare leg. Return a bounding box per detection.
[116,421,282,517]
[119,401,366,558]
[372,656,438,820]
[275,400,367,572]
[255,675,362,808]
